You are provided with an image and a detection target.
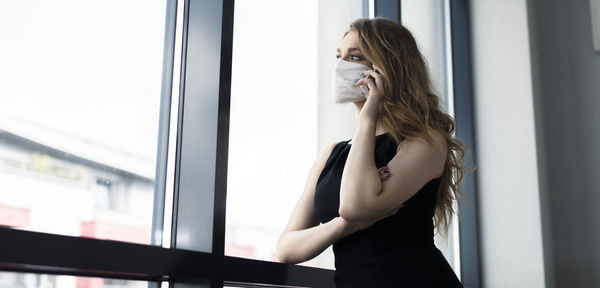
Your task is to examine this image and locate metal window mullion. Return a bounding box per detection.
[172,0,223,253]
[374,0,401,22]
[449,0,482,287]
[151,0,179,248]
[170,0,191,251]
[211,0,234,266]
[209,0,235,287]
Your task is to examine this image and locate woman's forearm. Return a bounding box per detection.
[339,121,382,219]
[275,217,348,264]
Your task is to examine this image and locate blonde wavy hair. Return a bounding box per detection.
[347,17,469,239]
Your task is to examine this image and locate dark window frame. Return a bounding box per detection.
[448,0,482,287]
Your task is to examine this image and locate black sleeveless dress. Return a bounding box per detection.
[314,133,463,288]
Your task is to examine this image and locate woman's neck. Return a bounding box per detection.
[353,100,389,137]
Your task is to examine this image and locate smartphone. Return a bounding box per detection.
[356,71,375,96]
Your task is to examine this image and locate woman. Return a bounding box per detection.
[275,17,466,287]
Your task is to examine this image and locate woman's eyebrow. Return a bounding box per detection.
[336,47,362,53]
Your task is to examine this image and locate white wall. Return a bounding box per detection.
[470,0,548,287]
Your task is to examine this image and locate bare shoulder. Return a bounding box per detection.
[308,140,342,186]
[397,127,447,177]
[400,127,447,152]
[305,140,341,188]
[279,140,341,234]
[316,141,342,163]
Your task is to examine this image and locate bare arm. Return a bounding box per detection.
[276,217,349,264]
[339,64,446,222]
[275,141,343,264]
[276,138,407,263]
[339,121,447,222]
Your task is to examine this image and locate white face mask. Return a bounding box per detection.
[331,59,373,104]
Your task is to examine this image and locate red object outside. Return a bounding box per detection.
[0,204,30,227]
[80,221,151,245]
[76,277,104,288]
[225,243,255,259]
[76,221,151,288]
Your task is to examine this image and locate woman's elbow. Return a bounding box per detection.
[338,204,369,222]
[275,237,300,264]
[339,202,401,223]
[338,188,380,221]
[275,237,290,263]
[339,198,389,222]
[274,249,289,263]
[275,249,303,264]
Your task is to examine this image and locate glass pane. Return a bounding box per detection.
[226,0,320,265]
[401,0,460,272]
[0,271,157,288]
[0,0,168,245]
[226,0,364,269]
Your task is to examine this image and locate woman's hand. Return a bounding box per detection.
[354,64,386,124]
[378,164,391,181]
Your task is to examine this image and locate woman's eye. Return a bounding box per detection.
[335,54,361,61]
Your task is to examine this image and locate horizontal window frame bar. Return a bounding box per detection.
[0,228,334,287]
[0,227,211,282]
[219,256,334,287]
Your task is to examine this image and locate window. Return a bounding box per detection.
[225,0,366,269]
[0,271,154,288]
[225,0,320,266]
[0,0,167,245]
